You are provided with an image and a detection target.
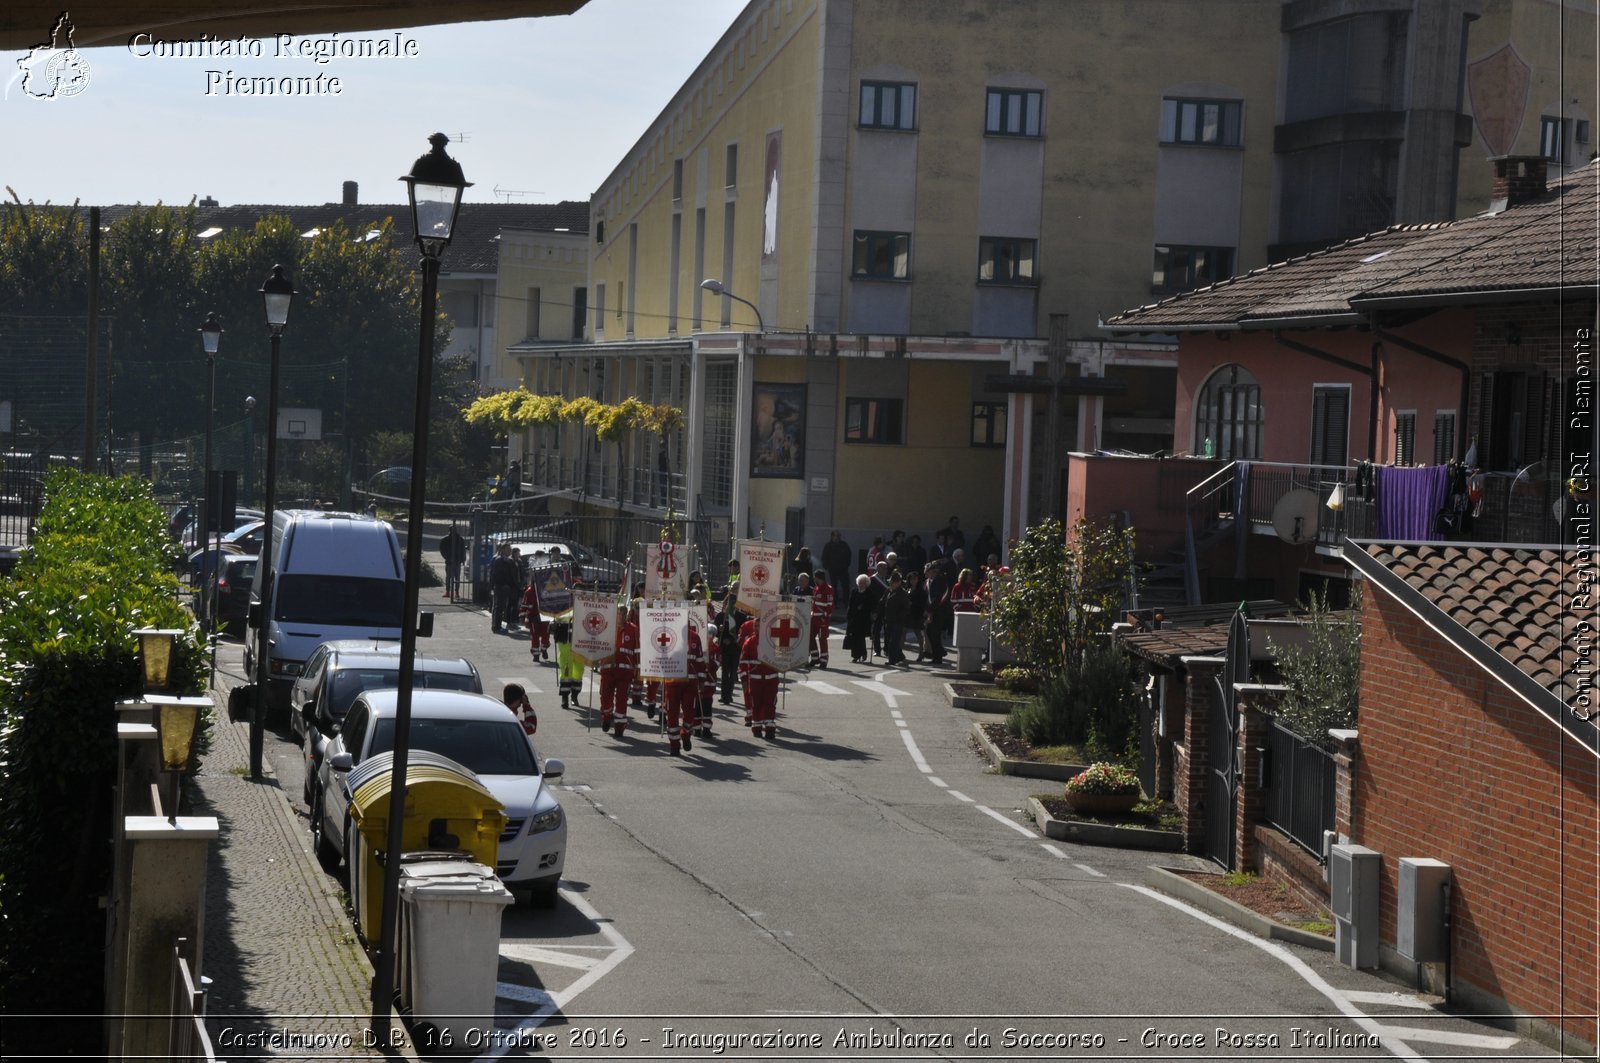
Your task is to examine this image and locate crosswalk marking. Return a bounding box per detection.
[496,676,544,695]
[1367,1024,1520,1049]
[1341,990,1433,1010]
[796,679,849,695]
[500,943,600,971]
[495,981,554,1005]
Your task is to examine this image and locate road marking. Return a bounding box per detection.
[947,790,975,803]
[1369,1025,1520,1049]
[1041,843,1068,858]
[894,720,908,729]
[797,680,849,695]
[495,982,554,1006]
[499,943,600,971]
[898,729,931,773]
[977,804,1038,838]
[1122,884,1424,1061]
[497,676,544,695]
[889,710,904,720]
[927,776,947,788]
[1341,990,1434,1010]
[851,678,912,706]
[1074,862,1105,878]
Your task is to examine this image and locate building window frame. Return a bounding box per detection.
[977,236,1037,285]
[970,401,1007,447]
[1540,115,1568,164]
[859,80,917,131]
[1160,97,1243,147]
[851,230,911,280]
[1310,384,1352,467]
[1432,409,1456,466]
[985,87,1043,138]
[1193,363,1263,460]
[1152,244,1234,294]
[844,397,905,445]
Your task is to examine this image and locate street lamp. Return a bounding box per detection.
[251,266,295,781]
[243,395,257,507]
[699,277,764,333]
[370,132,470,1039]
[199,313,223,639]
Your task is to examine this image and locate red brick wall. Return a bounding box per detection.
[1357,589,1598,1046]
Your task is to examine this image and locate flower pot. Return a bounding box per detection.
[1064,791,1139,815]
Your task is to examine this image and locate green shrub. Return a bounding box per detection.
[1004,641,1137,760]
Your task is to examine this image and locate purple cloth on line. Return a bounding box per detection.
[1375,464,1450,540]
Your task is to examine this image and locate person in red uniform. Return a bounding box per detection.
[599,601,638,737]
[950,567,980,613]
[695,602,719,738]
[737,615,759,728]
[808,567,835,668]
[519,569,552,662]
[503,683,536,738]
[662,622,707,755]
[740,624,780,739]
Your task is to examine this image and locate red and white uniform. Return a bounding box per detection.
[808,579,835,666]
[950,578,979,613]
[600,613,638,736]
[739,631,780,736]
[696,624,719,734]
[513,698,537,737]
[663,626,707,753]
[737,617,759,725]
[519,581,552,654]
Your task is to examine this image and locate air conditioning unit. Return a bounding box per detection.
[1329,843,1380,969]
[1397,858,1452,963]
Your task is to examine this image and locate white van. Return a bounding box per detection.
[246,510,406,719]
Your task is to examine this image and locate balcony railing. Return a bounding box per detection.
[526,447,687,513]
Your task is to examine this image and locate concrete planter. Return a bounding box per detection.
[970,722,1086,781]
[1028,798,1184,851]
[945,681,1030,715]
[1143,866,1334,951]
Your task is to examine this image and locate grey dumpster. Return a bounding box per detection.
[397,858,514,1046]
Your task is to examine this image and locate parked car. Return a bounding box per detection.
[213,554,258,636]
[501,536,627,590]
[365,467,412,495]
[311,688,566,906]
[180,509,264,552]
[291,640,483,802]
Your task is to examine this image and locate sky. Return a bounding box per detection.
[2,0,750,208]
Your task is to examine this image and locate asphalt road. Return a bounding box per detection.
[214,588,1553,1062]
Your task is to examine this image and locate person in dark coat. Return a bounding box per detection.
[971,524,1002,568]
[488,542,520,634]
[843,574,874,663]
[820,530,853,608]
[882,572,911,666]
[438,523,467,600]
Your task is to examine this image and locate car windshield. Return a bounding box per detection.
[369,717,538,776]
[274,575,404,627]
[329,668,480,720]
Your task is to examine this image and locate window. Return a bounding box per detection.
[1394,410,1416,466]
[441,289,478,328]
[1432,409,1456,466]
[860,81,917,130]
[595,219,604,244]
[971,401,1007,447]
[985,88,1042,137]
[672,158,684,202]
[594,282,605,333]
[1540,116,1567,164]
[977,237,1036,284]
[852,230,910,279]
[725,143,739,188]
[571,286,587,340]
[1194,364,1262,460]
[1152,245,1234,293]
[1310,385,1351,467]
[525,286,541,340]
[1160,98,1242,146]
[845,398,904,444]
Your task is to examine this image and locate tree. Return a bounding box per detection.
[1268,587,1361,746]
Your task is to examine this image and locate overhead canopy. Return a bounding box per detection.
[1,0,586,50]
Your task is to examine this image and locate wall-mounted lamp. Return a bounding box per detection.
[146,694,207,823]
[134,628,185,692]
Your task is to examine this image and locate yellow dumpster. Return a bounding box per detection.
[345,751,506,943]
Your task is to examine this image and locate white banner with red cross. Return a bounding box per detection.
[757,598,812,671]
[639,601,690,679]
[571,590,619,666]
[736,540,785,614]
[644,540,688,599]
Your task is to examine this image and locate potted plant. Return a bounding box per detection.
[1063,761,1141,814]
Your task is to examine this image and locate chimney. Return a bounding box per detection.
[1489,155,1548,212]
[342,180,358,206]
[198,195,218,207]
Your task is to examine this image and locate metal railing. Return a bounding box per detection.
[171,938,216,1062]
[1264,718,1337,859]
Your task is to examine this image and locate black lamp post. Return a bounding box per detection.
[199,313,223,638]
[243,395,257,507]
[370,132,469,1040]
[251,266,294,781]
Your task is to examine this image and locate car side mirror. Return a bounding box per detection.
[418,610,434,638]
[300,698,317,726]
[248,602,262,625]
[329,752,353,772]
[542,757,564,780]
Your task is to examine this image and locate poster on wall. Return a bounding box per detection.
[751,382,805,479]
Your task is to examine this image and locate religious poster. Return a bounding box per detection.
[644,540,689,599]
[639,601,690,680]
[570,591,619,666]
[736,539,785,614]
[751,382,805,478]
[757,598,811,672]
[531,563,575,617]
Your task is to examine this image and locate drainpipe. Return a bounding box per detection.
[1271,332,1379,461]
[1369,326,1472,463]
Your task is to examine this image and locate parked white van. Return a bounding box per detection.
[246,510,406,720]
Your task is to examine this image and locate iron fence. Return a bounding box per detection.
[1263,717,1336,858]
[464,510,722,601]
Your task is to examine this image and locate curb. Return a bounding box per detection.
[1143,865,1335,951]
[970,721,1086,781]
[944,681,1029,715]
[1026,797,1185,852]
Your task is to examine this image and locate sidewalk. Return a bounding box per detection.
[191,677,408,1058]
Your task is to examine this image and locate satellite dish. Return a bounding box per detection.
[1272,489,1321,544]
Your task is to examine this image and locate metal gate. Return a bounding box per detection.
[1204,609,1250,868]
[466,510,716,600]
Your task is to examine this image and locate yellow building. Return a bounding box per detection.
[514,0,1595,562]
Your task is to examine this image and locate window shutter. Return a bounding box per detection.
[1395,412,1416,466]
[1521,372,1547,467]
[1311,387,1350,465]
[1433,411,1456,465]
[1474,371,1495,467]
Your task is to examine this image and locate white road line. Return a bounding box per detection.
[927,776,947,788]
[1122,884,1423,1061]
[498,943,600,971]
[977,804,1039,838]
[894,720,908,729]
[1370,1025,1520,1049]
[1040,843,1068,858]
[1341,990,1434,1010]
[898,729,932,773]
[484,887,636,1059]
[889,710,904,720]
[852,678,912,705]
[495,982,554,1006]
[798,680,849,695]
[1074,862,1106,878]
[496,676,544,695]
[947,790,975,803]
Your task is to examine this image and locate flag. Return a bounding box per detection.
[736,539,784,613]
[644,540,688,599]
[639,601,690,679]
[757,598,811,671]
[532,564,575,617]
[571,590,619,666]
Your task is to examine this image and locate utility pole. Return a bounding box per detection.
[83,207,100,471]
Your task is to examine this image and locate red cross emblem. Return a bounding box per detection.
[768,614,801,648]
[750,563,770,586]
[654,628,675,649]
[583,611,608,636]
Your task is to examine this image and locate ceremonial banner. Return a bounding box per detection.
[639,602,690,680]
[644,540,688,599]
[687,601,712,658]
[736,540,784,613]
[757,598,811,671]
[532,564,575,617]
[571,590,619,666]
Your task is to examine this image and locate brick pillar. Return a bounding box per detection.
[1329,728,1360,840]
[1234,684,1286,873]
[1177,657,1224,856]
